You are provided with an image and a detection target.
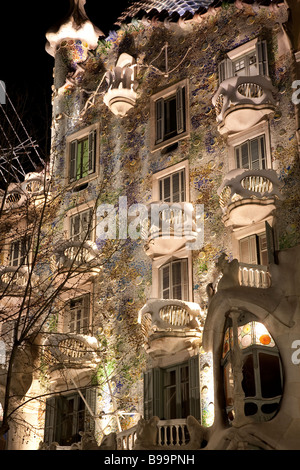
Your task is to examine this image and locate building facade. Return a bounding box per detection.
[1,0,300,450]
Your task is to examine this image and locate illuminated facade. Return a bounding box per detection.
[1,0,300,450]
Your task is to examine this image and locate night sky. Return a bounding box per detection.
[0,0,131,161]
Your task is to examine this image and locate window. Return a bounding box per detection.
[218,39,269,84]
[68,294,90,334]
[222,314,283,424]
[70,209,93,242]
[69,129,96,183]
[159,169,186,203]
[159,259,188,301]
[9,237,30,267]
[143,355,200,421]
[164,364,190,419]
[239,232,268,266]
[44,388,97,446]
[151,80,189,151]
[232,51,257,77]
[235,135,266,170]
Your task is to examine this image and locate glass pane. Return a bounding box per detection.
[172,261,182,300]
[180,366,190,418]
[162,177,171,202]
[164,97,177,138]
[224,362,234,406]
[76,141,82,179]
[241,143,249,168]
[259,353,282,398]
[164,370,177,419]
[248,53,257,76]
[81,138,89,178]
[250,138,259,169]
[181,170,185,202]
[242,354,256,397]
[172,173,180,202]
[238,322,253,349]
[235,147,240,168]
[254,322,275,347]
[260,136,266,169]
[162,266,170,299]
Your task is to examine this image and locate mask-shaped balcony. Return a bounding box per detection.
[54,240,99,271]
[218,169,282,228]
[143,202,198,258]
[212,75,277,135]
[138,298,202,357]
[43,333,100,372]
[0,266,34,295]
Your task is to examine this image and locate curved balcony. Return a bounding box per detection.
[139,298,201,331]
[1,172,49,211]
[0,266,35,295]
[218,169,282,228]
[143,202,198,258]
[43,333,100,371]
[54,240,100,271]
[138,299,202,357]
[212,75,277,135]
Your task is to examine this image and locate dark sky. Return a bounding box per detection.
[0,0,131,159]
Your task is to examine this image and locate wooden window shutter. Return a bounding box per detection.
[265,221,275,264]
[218,58,233,83]
[240,235,257,264]
[88,130,96,174]
[85,387,97,433]
[176,86,185,134]
[188,355,201,420]
[155,98,164,144]
[143,369,154,420]
[153,367,164,418]
[44,397,57,445]
[144,368,163,419]
[69,140,78,182]
[256,40,269,76]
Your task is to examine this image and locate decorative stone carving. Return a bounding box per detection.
[215,253,240,290]
[103,53,138,117]
[212,75,277,134]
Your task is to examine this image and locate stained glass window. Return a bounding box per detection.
[222,314,282,424]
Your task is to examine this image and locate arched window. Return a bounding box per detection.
[222,312,283,424]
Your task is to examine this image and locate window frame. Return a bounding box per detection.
[221,314,283,423]
[227,122,272,172]
[66,124,99,185]
[143,355,201,421]
[239,232,268,266]
[8,236,31,267]
[232,219,276,266]
[235,134,267,170]
[159,258,189,301]
[152,160,189,203]
[65,293,91,335]
[218,38,269,84]
[150,79,190,152]
[69,208,94,243]
[44,388,98,446]
[64,202,96,243]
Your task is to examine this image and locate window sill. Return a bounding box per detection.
[151,132,189,153]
